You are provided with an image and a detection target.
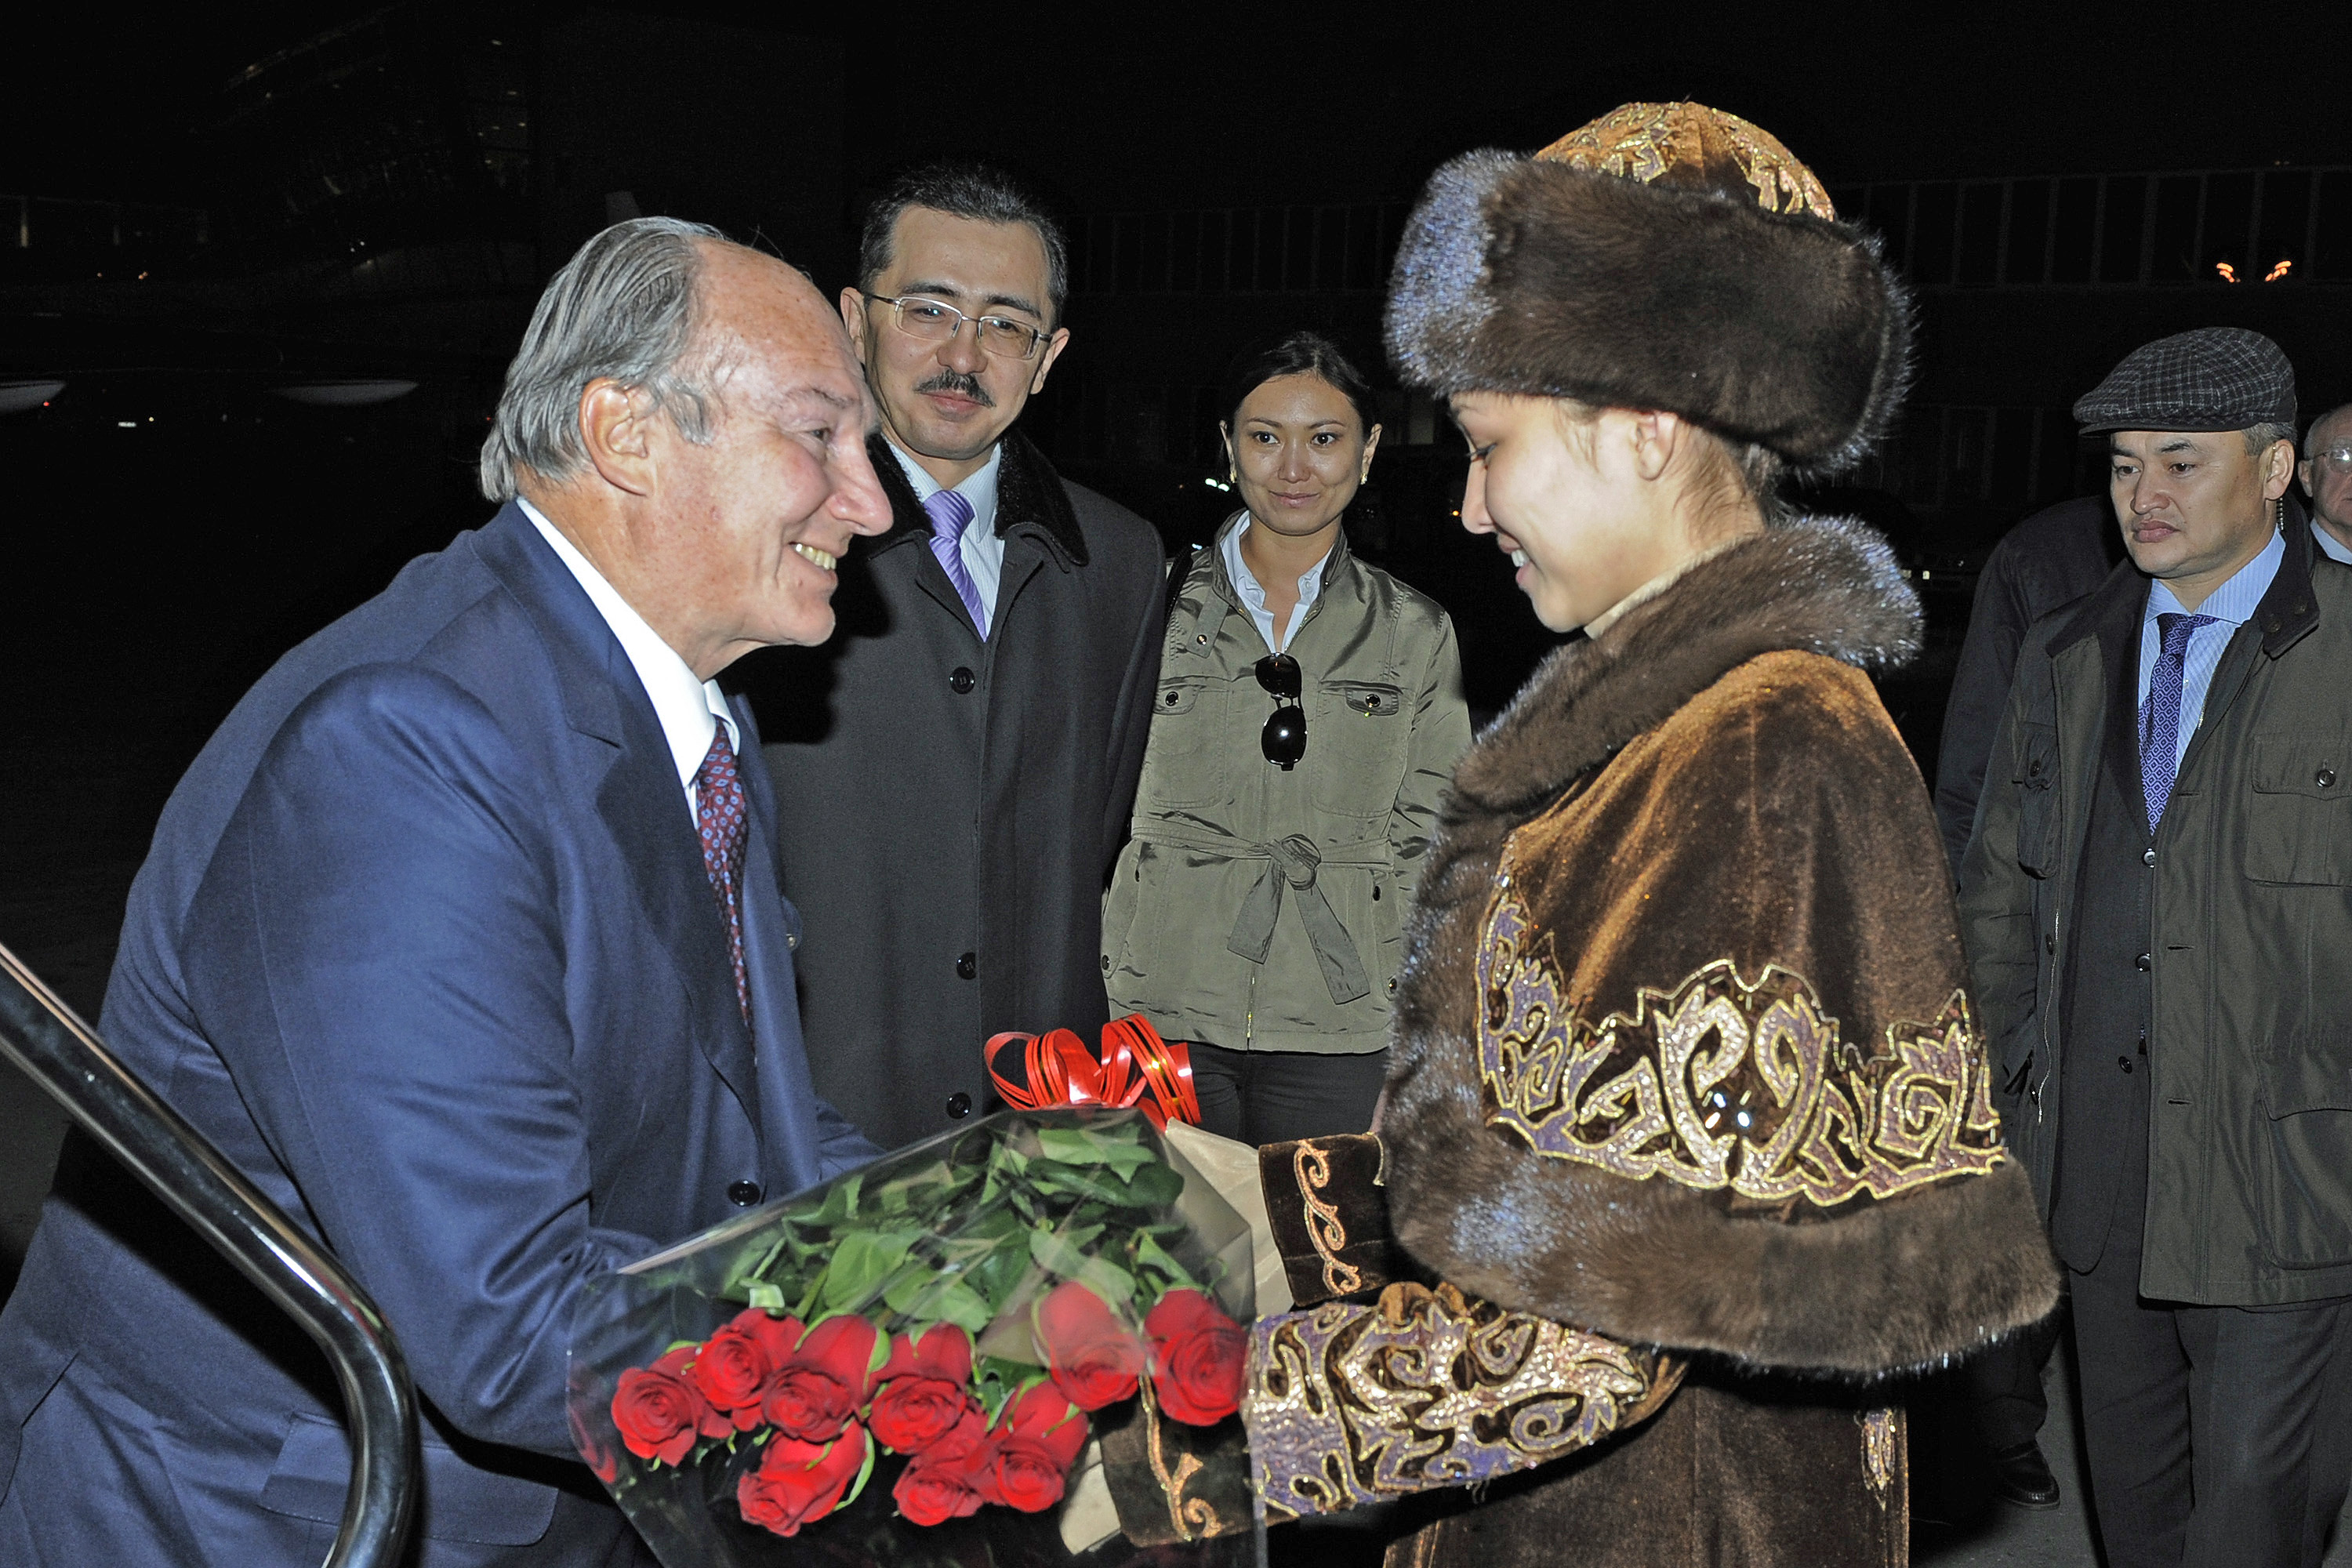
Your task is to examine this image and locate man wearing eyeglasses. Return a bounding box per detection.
[2299,403,2352,566]
[744,163,1164,1151]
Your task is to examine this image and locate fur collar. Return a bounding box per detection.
[867,429,1090,568]
[1454,514,1919,824]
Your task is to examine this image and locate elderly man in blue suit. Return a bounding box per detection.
[0,219,893,1564]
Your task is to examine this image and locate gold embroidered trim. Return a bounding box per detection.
[1138,1373,1219,1540]
[1476,888,2005,1205]
[1245,1285,1668,1519]
[1860,1407,1898,1508]
[1292,1142,1364,1297]
[1534,100,1834,219]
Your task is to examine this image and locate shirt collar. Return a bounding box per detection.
[2314,517,2352,567]
[2145,524,2287,627]
[517,497,736,793]
[885,438,1002,536]
[1219,514,1331,606]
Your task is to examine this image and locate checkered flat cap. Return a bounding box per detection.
[2074,327,2296,435]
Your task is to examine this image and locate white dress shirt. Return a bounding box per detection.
[2314,517,2352,567]
[2136,525,2285,773]
[886,440,1005,622]
[520,499,739,822]
[1220,514,1330,655]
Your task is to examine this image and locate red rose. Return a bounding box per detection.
[890,1405,991,1525]
[611,1346,731,1465]
[1144,1289,1248,1426]
[1032,1281,1146,1411]
[869,1324,980,1454]
[971,1382,1088,1514]
[763,1314,883,1441]
[735,1424,869,1538]
[690,1310,799,1430]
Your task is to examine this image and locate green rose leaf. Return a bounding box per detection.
[817,1229,914,1313]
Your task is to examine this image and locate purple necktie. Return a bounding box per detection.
[694,721,751,1032]
[2140,611,2215,835]
[923,488,990,637]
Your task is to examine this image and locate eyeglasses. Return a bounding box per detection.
[2313,447,2352,474]
[1255,654,1305,769]
[862,292,1051,361]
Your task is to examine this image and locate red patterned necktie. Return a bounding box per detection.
[694,720,751,1033]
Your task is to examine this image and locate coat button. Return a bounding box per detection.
[956,951,976,979]
[949,666,976,694]
[728,1180,763,1207]
[1100,953,1112,972]
[2321,767,2339,788]
[2143,848,2156,866]
[946,1091,972,1119]
[2045,933,2056,953]
[2135,953,2151,971]
[2118,1057,2133,1074]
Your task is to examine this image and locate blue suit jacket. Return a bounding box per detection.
[0,504,877,1566]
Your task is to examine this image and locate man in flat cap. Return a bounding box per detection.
[1958,327,2352,1567]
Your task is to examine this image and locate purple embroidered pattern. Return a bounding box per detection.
[1244,1288,1661,1519]
[1475,886,2003,1206]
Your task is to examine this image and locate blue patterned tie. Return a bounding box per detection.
[922,488,990,637]
[694,722,751,1032]
[2140,611,2215,835]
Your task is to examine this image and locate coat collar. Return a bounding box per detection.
[1451,514,1922,821]
[469,502,760,1116]
[2048,492,2320,663]
[866,428,1089,569]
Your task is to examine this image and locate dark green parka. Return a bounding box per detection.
[1957,525,2352,1305]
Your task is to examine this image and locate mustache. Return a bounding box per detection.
[914,370,994,408]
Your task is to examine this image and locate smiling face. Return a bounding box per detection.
[631,245,891,670]
[1451,392,1683,633]
[1221,373,1381,546]
[2107,428,2292,609]
[841,207,1070,487]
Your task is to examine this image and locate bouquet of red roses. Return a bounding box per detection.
[568,1106,1256,1566]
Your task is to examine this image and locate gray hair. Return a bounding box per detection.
[2245,420,2297,458]
[479,216,727,502]
[856,163,1067,326]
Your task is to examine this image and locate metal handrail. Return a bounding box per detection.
[0,942,417,1568]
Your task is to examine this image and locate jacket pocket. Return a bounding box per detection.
[2243,736,2351,885]
[1311,681,1410,819]
[2013,723,2061,877]
[1142,677,1229,808]
[259,1410,558,1546]
[2255,1029,2352,1269]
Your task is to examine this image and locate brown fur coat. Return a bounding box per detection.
[1381,516,2058,1374]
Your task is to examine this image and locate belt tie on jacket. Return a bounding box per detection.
[1226,834,1371,1005]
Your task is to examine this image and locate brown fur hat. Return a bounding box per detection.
[1385,104,1911,477]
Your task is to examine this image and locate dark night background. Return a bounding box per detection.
[3,3,2349,1555]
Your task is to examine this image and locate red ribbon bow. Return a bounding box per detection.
[985,1014,1200,1131]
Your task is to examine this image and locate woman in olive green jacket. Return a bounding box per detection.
[1102,332,1472,1143]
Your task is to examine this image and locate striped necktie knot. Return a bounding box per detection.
[921,488,990,637]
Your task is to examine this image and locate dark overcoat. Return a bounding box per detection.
[745,430,1165,1150]
[0,505,874,1566]
[1957,522,2352,1305]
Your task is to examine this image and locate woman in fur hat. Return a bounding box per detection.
[1370,103,2060,1565]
